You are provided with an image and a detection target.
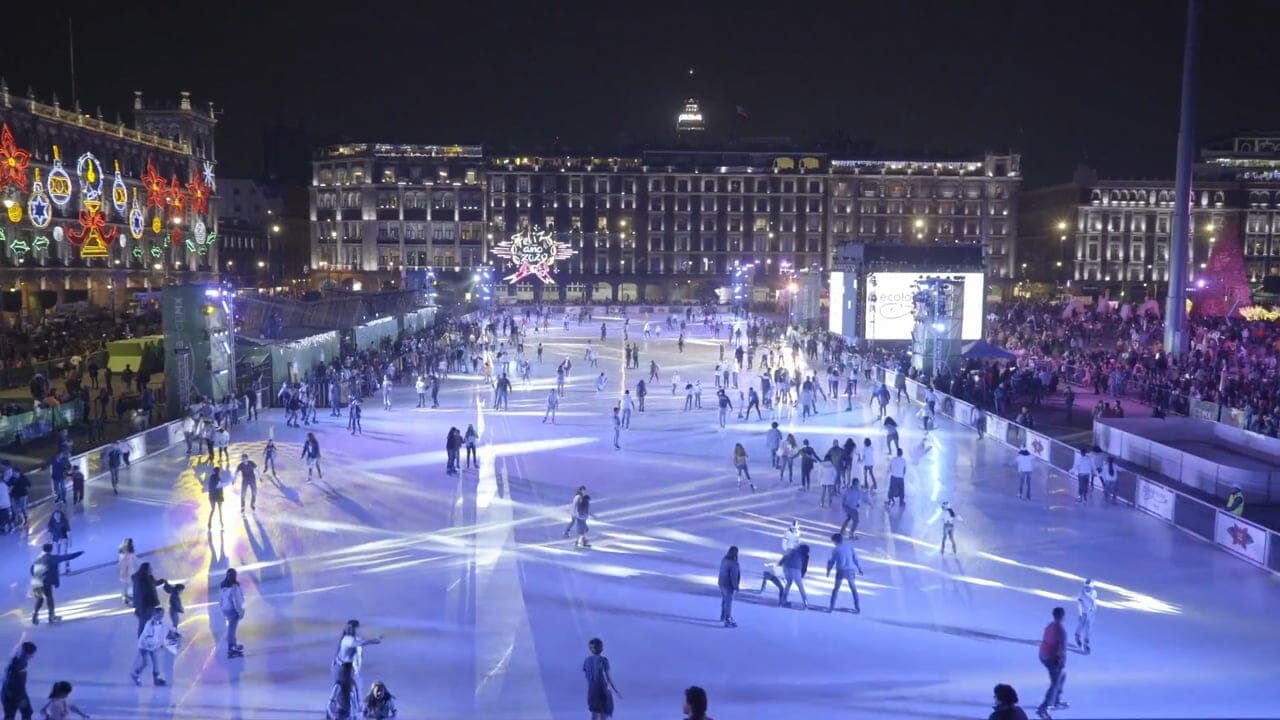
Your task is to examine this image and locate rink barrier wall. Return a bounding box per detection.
[878,367,1280,576]
[29,419,183,510]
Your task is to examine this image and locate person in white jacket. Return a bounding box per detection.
[131,607,168,686]
[781,520,801,553]
[1071,448,1094,503]
[1015,448,1035,500]
[1075,579,1098,653]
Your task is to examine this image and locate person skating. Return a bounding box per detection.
[1035,607,1069,719]
[940,502,962,554]
[573,494,592,548]
[543,389,558,424]
[1074,579,1097,654]
[362,680,397,719]
[781,519,801,553]
[1,643,37,720]
[838,483,861,534]
[1099,456,1119,504]
[214,425,231,466]
[31,544,83,626]
[163,581,185,641]
[989,684,1029,720]
[45,508,71,570]
[302,433,323,482]
[327,662,359,720]
[332,619,383,701]
[563,487,587,538]
[464,425,479,469]
[620,390,633,428]
[717,546,741,627]
[1016,448,1034,499]
[205,467,227,531]
[105,440,127,494]
[1071,448,1092,503]
[37,681,90,720]
[886,448,907,508]
[130,607,168,686]
[611,407,621,449]
[236,454,259,512]
[859,439,878,491]
[715,390,733,428]
[348,398,363,436]
[635,379,646,412]
[131,562,165,636]
[263,439,279,479]
[825,533,864,613]
[765,422,782,469]
[797,439,818,492]
[779,544,810,608]
[778,434,797,484]
[381,375,393,411]
[582,638,621,720]
[445,428,462,475]
[731,444,756,492]
[682,685,713,720]
[219,569,245,659]
[117,538,137,606]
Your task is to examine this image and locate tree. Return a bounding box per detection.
[1193,220,1251,318]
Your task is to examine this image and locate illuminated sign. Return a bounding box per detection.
[491,226,577,284]
[865,272,985,341]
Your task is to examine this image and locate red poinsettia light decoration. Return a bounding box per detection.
[0,123,31,193]
[166,175,187,213]
[186,169,209,216]
[140,158,166,210]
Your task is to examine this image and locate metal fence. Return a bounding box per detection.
[0,349,108,390]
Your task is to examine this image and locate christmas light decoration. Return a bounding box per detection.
[140,158,165,210]
[1193,221,1250,318]
[150,243,163,258]
[31,235,48,252]
[131,245,142,259]
[111,160,128,215]
[151,216,162,234]
[6,203,20,223]
[184,238,197,253]
[67,198,116,258]
[492,226,577,283]
[0,123,30,193]
[27,169,51,229]
[8,234,29,256]
[202,160,216,191]
[166,175,186,216]
[193,218,207,245]
[52,226,64,243]
[76,152,104,200]
[46,146,73,208]
[1240,306,1280,322]
[128,189,144,240]
[186,170,209,216]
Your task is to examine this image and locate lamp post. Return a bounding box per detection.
[268,224,280,286]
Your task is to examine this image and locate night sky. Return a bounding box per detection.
[3,1,1275,187]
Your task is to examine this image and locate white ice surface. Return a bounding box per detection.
[4,317,1279,719]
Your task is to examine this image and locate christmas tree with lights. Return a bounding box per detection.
[1193,220,1251,317]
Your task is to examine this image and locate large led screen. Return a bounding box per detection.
[864,272,984,341]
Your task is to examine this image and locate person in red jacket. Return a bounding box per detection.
[1035,607,1069,719]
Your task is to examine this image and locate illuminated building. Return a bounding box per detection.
[676,98,706,138]
[0,85,218,314]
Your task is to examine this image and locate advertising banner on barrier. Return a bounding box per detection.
[986,415,1010,446]
[1025,431,1053,461]
[1135,478,1176,522]
[1215,511,1269,566]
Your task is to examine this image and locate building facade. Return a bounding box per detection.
[309,139,1020,302]
[1049,134,1280,299]
[0,85,218,315]
[215,178,284,284]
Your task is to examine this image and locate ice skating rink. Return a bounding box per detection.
[4,317,1277,719]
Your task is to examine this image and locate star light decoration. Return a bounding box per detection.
[28,170,52,229]
[491,226,577,284]
[202,160,216,192]
[0,123,31,193]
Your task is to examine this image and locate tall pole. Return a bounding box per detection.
[1164,0,1198,356]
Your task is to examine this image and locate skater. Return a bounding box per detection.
[219,569,245,659]
[302,433,323,482]
[37,681,90,720]
[263,439,278,478]
[1016,448,1034,499]
[731,444,756,492]
[106,440,127,494]
[649,360,659,382]
[563,487,587,538]
[779,543,810,608]
[1071,448,1092,503]
[717,546,741,627]
[348,398,363,436]
[130,607,168,686]
[464,425,479,469]
[940,502,961,554]
[883,416,900,454]
[1099,457,1119,504]
[825,533,864,613]
[778,434,797,484]
[205,467,226,531]
[1075,579,1097,654]
[716,390,733,428]
[543,388,558,423]
[163,580,185,640]
[582,638,621,720]
[214,425,231,466]
[362,681,398,719]
[595,372,607,393]
[1035,607,1069,718]
[1,643,37,720]
[990,684,1029,720]
[620,390,634,428]
[326,662,359,720]
[860,439,877,490]
[332,619,383,701]
[131,562,165,636]
[782,519,802,553]
[886,448,907,507]
[415,376,426,408]
[31,544,83,626]
[69,466,85,506]
[445,428,462,475]
[381,375,393,411]
[611,407,621,449]
[635,379,647,412]
[766,422,782,469]
[46,508,72,566]
[797,439,818,491]
[573,494,592,548]
[818,454,837,508]
[117,538,137,606]
[237,454,258,512]
[838,483,861,534]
